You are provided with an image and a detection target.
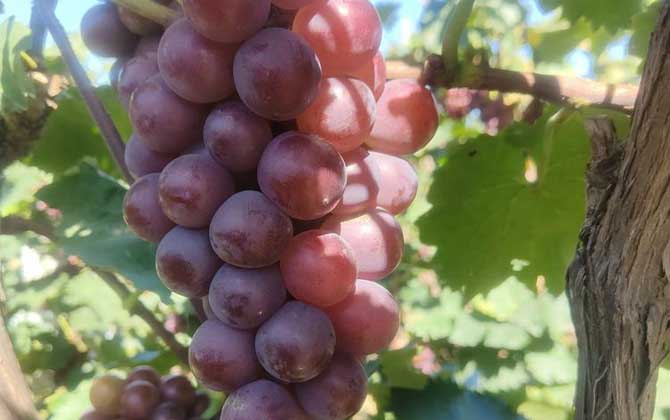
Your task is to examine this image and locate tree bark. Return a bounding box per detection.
[0,318,39,420]
[567,4,670,420]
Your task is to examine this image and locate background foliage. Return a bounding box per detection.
[1,0,668,419]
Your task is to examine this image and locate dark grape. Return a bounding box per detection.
[255,301,335,383]
[190,392,210,417]
[156,227,222,298]
[369,151,418,215]
[150,402,186,420]
[80,410,113,420]
[325,280,399,355]
[280,230,357,308]
[135,35,162,56]
[120,380,160,419]
[89,375,125,416]
[257,132,346,220]
[160,375,196,408]
[344,50,386,100]
[118,53,159,109]
[234,28,322,121]
[293,0,381,74]
[220,380,308,420]
[202,296,216,320]
[127,366,161,388]
[322,209,404,281]
[124,133,176,179]
[208,264,287,329]
[183,0,271,43]
[158,19,238,104]
[209,191,293,268]
[297,77,376,153]
[81,4,138,58]
[123,174,175,243]
[479,95,515,135]
[265,5,298,29]
[117,4,164,36]
[189,320,262,392]
[158,154,235,228]
[366,78,439,155]
[294,353,367,420]
[204,100,273,173]
[332,147,381,216]
[129,75,207,154]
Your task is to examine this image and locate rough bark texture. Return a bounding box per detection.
[0,318,40,420]
[567,4,670,420]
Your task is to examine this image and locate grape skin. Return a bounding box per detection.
[124,133,176,179]
[120,380,160,419]
[118,53,159,109]
[123,174,175,243]
[220,380,308,420]
[369,151,418,215]
[150,401,185,420]
[183,0,271,43]
[156,227,222,298]
[344,51,387,100]
[159,375,196,408]
[255,301,335,383]
[81,4,137,58]
[280,230,357,308]
[158,19,238,104]
[234,28,322,121]
[325,279,400,355]
[90,375,125,416]
[158,154,236,228]
[322,209,404,281]
[257,132,346,221]
[271,0,325,10]
[208,264,287,329]
[135,35,161,56]
[297,77,376,153]
[366,78,439,155]
[189,320,262,392]
[126,366,161,389]
[332,147,381,216]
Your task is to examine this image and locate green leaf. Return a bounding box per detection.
[418,111,589,297]
[0,162,50,215]
[0,17,35,113]
[537,0,642,32]
[46,379,93,420]
[518,401,571,420]
[378,347,430,390]
[525,345,578,385]
[630,1,662,58]
[399,280,464,340]
[35,163,169,301]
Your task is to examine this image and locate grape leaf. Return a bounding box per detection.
[0,17,35,113]
[417,111,589,297]
[537,0,642,32]
[378,347,429,390]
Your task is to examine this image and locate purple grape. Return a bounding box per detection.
[135,35,162,56]
[81,4,138,58]
[150,402,186,420]
[127,366,161,388]
[220,380,308,420]
[160,375,196,408]
[123,174,175,243]
[118,53,159,109]
[183,0,271,43]
[124,133,176,179]
[120,380,160,419]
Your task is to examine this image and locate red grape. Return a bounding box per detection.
[208,264,287,329]
[325,279,400,355]
[158,19,238,104]
[120,380,160,419]
[369,151,418,215]
[366,79,439,155]
[189,320,262,392]
[344,50,386,100]
[233,28,322,121]
[293,0,381,74]
[118,53,159,109]
[150,401,186,420]
[255,301,335,382]
[129,75,207,153]
[90,375,124,416]
[158,154,235,228]
[209,191,293,268]
[127,366,161,388]
[156,227,221,298]
[333,147,381,216]
[160,375,196,408]
[280,230,357,308]
[297,77,376,153]
[81,4,137,58]
[294,353,367,420]
[123,174,175,243]
[272,0,325,10]
[124,133,176,179]
[190,392,210,417]
[135,35,161,56]
[204,100,273,173]
[322,209,404,280]
[443,88,475,119]
[220,380,308,420]
[183,0,271,43]
[257,132,346,220]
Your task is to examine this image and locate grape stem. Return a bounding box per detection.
[441,0,475,81]
[37,0,134,183]
[110,0,179,27]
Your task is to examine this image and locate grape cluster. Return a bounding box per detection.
[80,366,210,419]
[81,1,439,419]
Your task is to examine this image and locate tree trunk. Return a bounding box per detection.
[0,317,39,419]
[568,4,670,420]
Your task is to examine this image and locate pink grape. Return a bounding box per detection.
[344,50,387,100]
[129,75,207,153]
[208,264,287,329]
[369,151,418,215]
[155,227,221,298]
[183,0,271,43]
[81,4,137,58]
[118,53,159,109]
[209,191,293,268]
[325,279,400,355]
[272,0,325,10]
[332,147,381,216]
[281,230,357,308]
[189,320,262,392]
[220,380,308,420]
[322,209,404,281]
[366,79,439,155]
[158,154,235,228]
[297,77,376,153]
[158,19,238,104]
[204,100,273,173]
[233,28,322,121]
[258,132,346,220]
[124,133,176,179]
[293,0,382,74]
[123,174,175,243]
